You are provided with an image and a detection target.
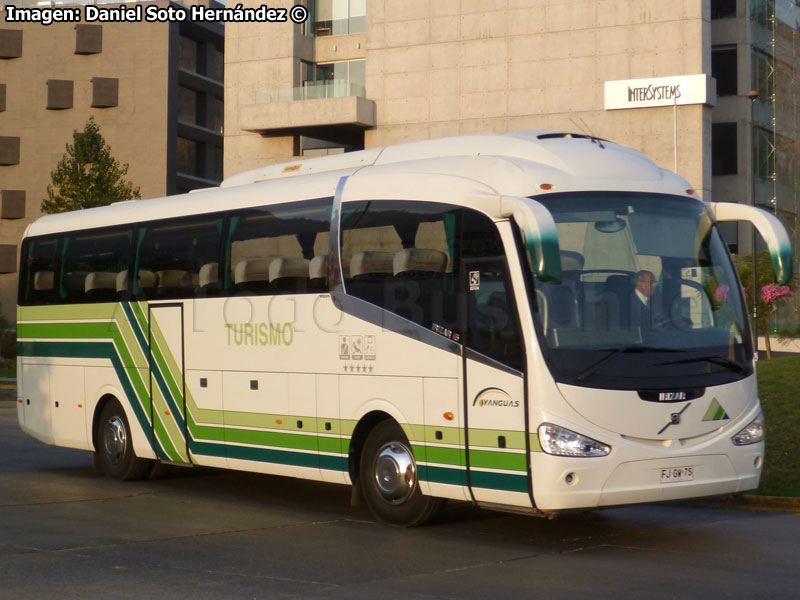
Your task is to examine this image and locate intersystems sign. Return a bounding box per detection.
[604,74,716,110]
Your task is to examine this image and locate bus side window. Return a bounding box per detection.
[461,210,523,371]
[341,200,458,332]
[136,219,221,300]
[225,199,332,296]
[60,228,132,303]
[20,237,59,305]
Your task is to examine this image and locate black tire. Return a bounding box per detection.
[359,419,445,526]
[95,399,152,481]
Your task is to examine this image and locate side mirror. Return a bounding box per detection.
[501,196,561,283]
[711,202,793,285]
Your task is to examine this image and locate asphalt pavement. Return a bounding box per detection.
[2,396,800,599]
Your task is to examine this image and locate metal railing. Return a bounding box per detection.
[255,80,366,104]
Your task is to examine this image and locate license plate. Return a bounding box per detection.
[660,466,694,483]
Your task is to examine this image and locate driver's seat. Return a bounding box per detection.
[603,274,633,329]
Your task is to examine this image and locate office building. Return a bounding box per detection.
[0,0,224,322]
[226,0,800,261]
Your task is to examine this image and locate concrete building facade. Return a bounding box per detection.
[227,0,712,195]
[225,0,800,265]
[0,1,224,323]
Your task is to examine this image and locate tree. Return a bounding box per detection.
[41,117,140,214]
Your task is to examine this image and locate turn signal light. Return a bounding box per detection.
[443,412,454,421]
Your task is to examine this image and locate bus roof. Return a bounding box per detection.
[220,130,685,190]
[25,130,695,238]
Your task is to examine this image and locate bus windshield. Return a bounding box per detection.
[529,192,753,390]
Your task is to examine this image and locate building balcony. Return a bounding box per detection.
[240,81,375,136]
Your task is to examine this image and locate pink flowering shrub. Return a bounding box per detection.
[762,283,791,305]
[714,285,730,303]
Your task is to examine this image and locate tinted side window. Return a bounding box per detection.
[461,210,523,371]
[60,228,132,302]
[226,198,332,295]
[341,202,522,369]
[341,200,459,332]
[19,237,59,305]
[135,218,222,299]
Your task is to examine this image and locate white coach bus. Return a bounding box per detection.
[16,131,793,525]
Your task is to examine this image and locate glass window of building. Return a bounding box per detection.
[752,48,775,101]
[307,0,366,36]
[208,44,224,82]
[302,59,365,99]
[711,0,736,19]
[712,122,738,176]
[712,45,738,96]
[753,126,775,181]
[176,137,201,177]
[178,86,199,125]
[213,97,224,133]
[179,36,200,73]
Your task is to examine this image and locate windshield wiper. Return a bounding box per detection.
[576,346,679,383]
[655,355,751,375]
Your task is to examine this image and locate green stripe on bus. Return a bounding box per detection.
[418,464,468,487]
[419,446,526,472]
[470,470,529,493]
[225,428,319,452]
[194,441,322,469]
[18,303,119,321]
[469,449,526,472]
[468,429,526,449]
[319,454,348,472]
[416,445,462,467]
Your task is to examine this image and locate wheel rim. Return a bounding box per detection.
[373,441,417,505]
[103,416,127,465]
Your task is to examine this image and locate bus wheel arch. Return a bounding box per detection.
[353,415,445,526]
[92,395,152,481]
[348,410,393,486]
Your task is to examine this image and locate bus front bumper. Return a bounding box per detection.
[531,444,764,511]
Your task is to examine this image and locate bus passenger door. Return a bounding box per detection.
[462,258,532,508]
[148,303,190,463]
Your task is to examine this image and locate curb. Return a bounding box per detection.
[677,494,800,513]
[739,494,800,512]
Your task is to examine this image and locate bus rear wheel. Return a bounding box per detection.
[359,419,444,526]
[95,400,152,481]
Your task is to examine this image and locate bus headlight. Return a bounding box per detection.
[538,423,611,457]
[732,413,764,446]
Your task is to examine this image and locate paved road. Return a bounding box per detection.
[1,398,799,600]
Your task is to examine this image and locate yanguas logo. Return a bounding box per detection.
[473,387,519,408]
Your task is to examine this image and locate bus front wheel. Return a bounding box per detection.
[359,419,444,526]
[95,400,152,481]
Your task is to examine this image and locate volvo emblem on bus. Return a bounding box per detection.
[657,403,691,435]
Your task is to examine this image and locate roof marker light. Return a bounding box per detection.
[540,183,554,190]
[687,189,696,195]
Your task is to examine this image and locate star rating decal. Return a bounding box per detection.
[342,364,374,373]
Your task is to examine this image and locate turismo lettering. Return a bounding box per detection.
[225,322,294,346]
